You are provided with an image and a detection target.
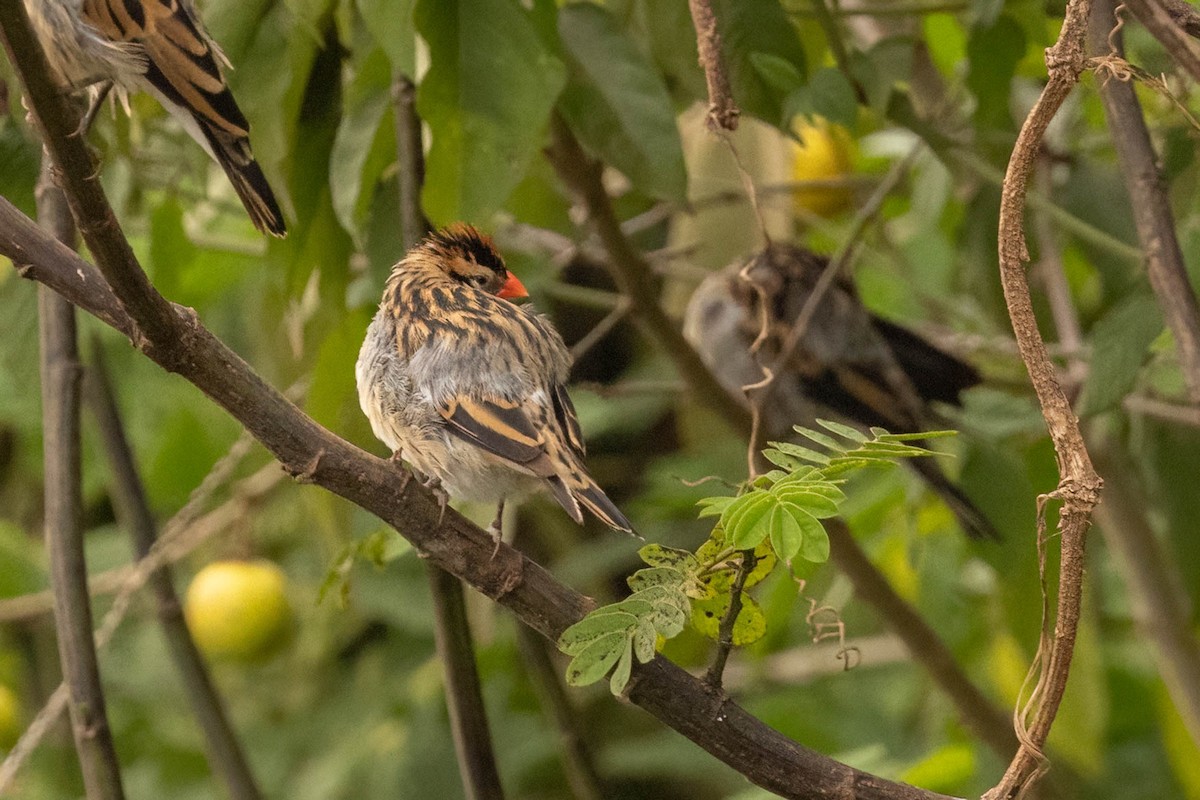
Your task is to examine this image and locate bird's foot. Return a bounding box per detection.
[488,502,505,560]
[418,474,449,525]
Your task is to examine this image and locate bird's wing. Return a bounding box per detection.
[437,393,555,475]
[82,0,249,136]
[551,383,586,458]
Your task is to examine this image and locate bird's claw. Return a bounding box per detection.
[488,524,502,560]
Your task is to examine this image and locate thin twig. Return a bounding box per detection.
[1090,0,1200,404]
[1124,0,1200,82]
[427,567,506,800]
[1091,435,1200,752]
[87,343,264,800]
[704,550,757,691]
[1124,394,1200,426]
[393,68,506,800]
[516,627,607,800]
[984,0,1104,796]
[686,0,739,131]
[36,156,126,800]
[391,74,429,250]
[545,115,752,433]
[1031,164,1088,392]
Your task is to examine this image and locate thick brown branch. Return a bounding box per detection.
[1090,0,1200,404]
[86,345,264,800]
[0,196,951,800]
[686,0,740,131]
[986,0,1103,796]
[35,166,126,800]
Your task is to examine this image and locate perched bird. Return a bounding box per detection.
[22,0,286,237]
[684,243,997,540]
[356,224,634,544]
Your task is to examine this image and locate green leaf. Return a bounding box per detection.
[690,593,767,646]
[788,428,842,452]
[330,47,396,242]
[966,15,1026,129]
[807,67,858,130]
[761,448,805,471]
[565,632,629,686]
[357,0,416,73]
[772,487,839,519]
[643,595,688,638]
[769,441,830,465]
[770,504,804,563]
[609,640,634,695]
[627,567,687,593]
[749,52,804,93]
[697,495,737,518]
[557,3,687,202]
[813,419,868,442]
[710,0,806,125]
[638,544,699,573]
[558,611,638,655]
[1078,291,1163,415]
[726,494,777,550]
[415,0,566,224]
[873,429,958,442]
[797,512,830,563]
[633,618,658,664]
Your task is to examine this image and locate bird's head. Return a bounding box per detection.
[413,224,529,300]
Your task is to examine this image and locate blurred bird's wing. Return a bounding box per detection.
[80,0,286,236]
[436,391,633,533]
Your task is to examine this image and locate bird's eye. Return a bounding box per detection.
[467,274,489,288]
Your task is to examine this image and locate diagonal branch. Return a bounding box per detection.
[985,0,1103,797]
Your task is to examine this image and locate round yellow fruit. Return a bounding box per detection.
[0,685,21,750]
[790,117,855,218]
[185,560,293,662]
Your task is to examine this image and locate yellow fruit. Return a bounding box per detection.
[790,117,855,218]
[0,685,21,750]
[185,560,294,662]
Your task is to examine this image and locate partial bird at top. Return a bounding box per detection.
[23,0,287,237]
[684,243,997,540]
[356,224,635,547]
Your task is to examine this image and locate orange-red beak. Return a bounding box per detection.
[497,271,528,300]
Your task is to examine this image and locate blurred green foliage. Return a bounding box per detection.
[0,0,1199,798]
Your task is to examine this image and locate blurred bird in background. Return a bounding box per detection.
[357,224,635,547]
[684,243,996,540]
[22,0,287,237]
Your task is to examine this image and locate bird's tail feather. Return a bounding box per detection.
[575,482,638,537]
[198,124,287,237]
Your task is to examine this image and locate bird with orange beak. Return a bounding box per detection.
[356,224,634,545]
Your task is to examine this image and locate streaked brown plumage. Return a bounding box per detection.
[684,243,997,540]
[23,0,286,237]
[356,225,634,540]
